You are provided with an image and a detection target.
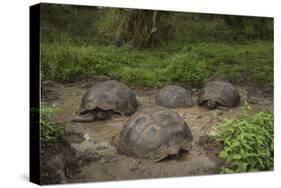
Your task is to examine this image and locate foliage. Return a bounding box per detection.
[41,43,208,88]
[41,41,273,88]
[41,44,157,85]
[192,42,273,87]
[223,15,273,42]
[40,4,273,46]
[214,103,274,173]
[40,106,65,144]
[39,4,273,88]
[39,6,274,172]
[97,9,161,48]
[165,49,206,87]
[40,4,101,45]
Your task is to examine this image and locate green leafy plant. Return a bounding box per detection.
[165,49,206,87]
[40,106,65,144]
[215,103,273,173]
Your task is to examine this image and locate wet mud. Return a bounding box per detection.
[41,80,273,183]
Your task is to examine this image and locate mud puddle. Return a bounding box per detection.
[41,81,273,183]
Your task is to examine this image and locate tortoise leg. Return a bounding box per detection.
[217,105,229,111]
[206,100,217,109]
[71,112,96,122]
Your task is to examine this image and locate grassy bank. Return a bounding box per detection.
[41,41,273,88]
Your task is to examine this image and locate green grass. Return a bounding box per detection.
[192,42,273,86]
[41,41,273,88]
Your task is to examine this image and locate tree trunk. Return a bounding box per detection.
[114,9,160,48]
[147,10,159,47]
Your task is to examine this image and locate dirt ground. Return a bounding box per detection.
[41,80,273,184]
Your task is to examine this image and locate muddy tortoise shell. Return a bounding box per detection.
[79,80,138,116]
[118,107,193,161]
[155,85,194,108]
[198,81,240,108]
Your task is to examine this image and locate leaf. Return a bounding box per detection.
[215,110,273,173]
[221,168,235,174]
[232,154,242,160]
[219,151,228,159]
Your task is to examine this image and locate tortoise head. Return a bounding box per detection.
[206,100,217,109]
[71,111,96,122]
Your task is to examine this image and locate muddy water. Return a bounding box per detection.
[43,82,273,182]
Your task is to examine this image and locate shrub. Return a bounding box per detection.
[40,106,65,144]
[214,103,274,173]
[165,50,206,87]
[115,67,160,88]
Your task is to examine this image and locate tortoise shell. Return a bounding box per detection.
[198,81,240,108]
[155,85,193,108]
[79,80,138,115]
[118,107,193,161]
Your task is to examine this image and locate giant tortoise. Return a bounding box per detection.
[155,85,194,108]
[117,107,193,161]
[72,80,138,122]
[198,81,240,109]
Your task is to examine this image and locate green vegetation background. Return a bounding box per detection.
[40,4,273,89]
